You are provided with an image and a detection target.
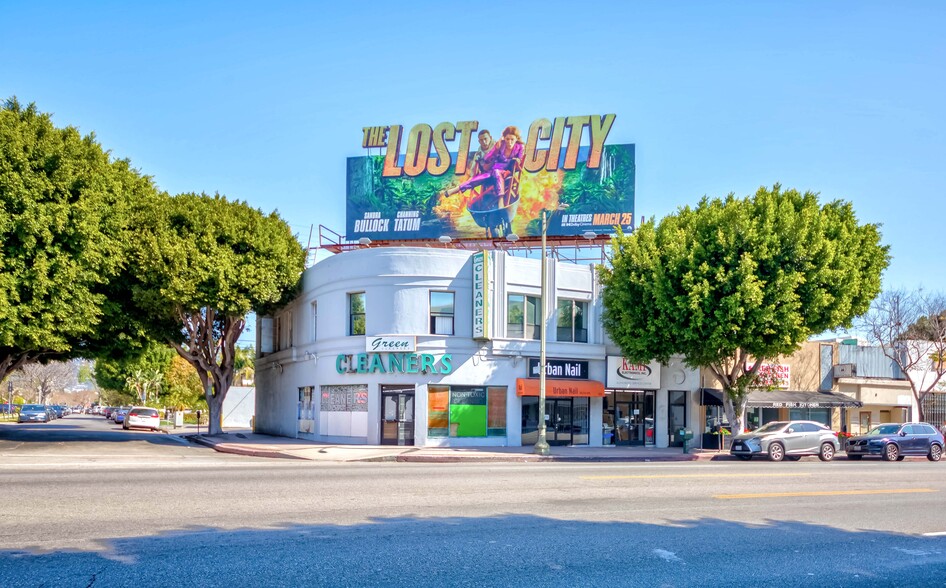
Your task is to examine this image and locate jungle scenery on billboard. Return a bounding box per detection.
[347,115,635,241]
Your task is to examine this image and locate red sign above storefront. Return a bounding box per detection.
[515,378,605,398]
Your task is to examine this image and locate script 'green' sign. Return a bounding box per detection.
[336,353,453,375]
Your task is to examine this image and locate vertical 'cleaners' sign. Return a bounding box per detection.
[472,251,489,340]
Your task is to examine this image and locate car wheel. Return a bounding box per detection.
[883,443,899,462]
[847,454,863,460]
[896,455,905,461]
[735,455,752,461]
[927,444,943,462]
[768,442,785,462]
[819,443,835,462]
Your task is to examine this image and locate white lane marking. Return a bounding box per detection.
[922,531,946,537]
[653,549,684,564]
[894,547,933,557]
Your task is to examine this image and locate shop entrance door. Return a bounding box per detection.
[548,399,573,446]
[668,391,687,447]
[615,400,645,445]
[381,386,414,446]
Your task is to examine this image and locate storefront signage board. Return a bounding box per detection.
[515,378,604,398]
[366,335,416,353]
[527,358,589,380]
[336,352,453,375]
[750,363,790,389]
[606,357,661,389]
[472,251,489,340]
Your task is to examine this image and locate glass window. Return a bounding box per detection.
[507,294,540,340]
[487,387,506,436]
[311,301,317,341]
[556,299,588,342]
[430,291,455,335]
[349,292,365,336]
[427,385,507,438]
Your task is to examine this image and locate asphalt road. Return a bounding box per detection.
[2,416,946,587]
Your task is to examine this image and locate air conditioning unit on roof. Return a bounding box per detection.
[833,363,856,378]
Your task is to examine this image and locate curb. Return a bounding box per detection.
[184,436,737,463]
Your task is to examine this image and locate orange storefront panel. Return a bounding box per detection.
[515,378,605,398]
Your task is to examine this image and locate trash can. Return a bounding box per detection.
[679,428,694,454]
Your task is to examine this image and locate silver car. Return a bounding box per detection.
[730,420,840,462]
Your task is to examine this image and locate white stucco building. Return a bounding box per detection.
[255,247,700,448]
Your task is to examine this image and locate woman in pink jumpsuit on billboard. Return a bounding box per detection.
[442,126,524,207]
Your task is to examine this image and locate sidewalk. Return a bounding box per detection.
[176,428,733,463]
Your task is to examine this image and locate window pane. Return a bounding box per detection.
[487,387,506,436]
[427,386,450,437]
[507,295,524,338]
[526,296,541,340]
[430,291,455,335]
[349,293,365,335]
[557,300,573,342]
[433,315,454,335]
[430,292,454,315]
[574,301,587,342]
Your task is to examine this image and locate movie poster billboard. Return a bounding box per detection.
[347,115,634,241]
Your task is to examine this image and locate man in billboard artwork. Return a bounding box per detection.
[441,126,524,207]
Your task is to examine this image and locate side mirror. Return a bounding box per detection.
[899,431,907,437]
[787,428,794,434]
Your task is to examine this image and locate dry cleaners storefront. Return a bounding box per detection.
[254,247,699,448]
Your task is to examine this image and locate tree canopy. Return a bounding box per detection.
[127,192,305,433]
[0,97,155,382]
[600,184,889,431]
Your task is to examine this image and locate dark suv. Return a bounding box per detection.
[846,423,944,461]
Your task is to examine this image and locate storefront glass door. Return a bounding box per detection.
[381,386,414,446]
[549,399,573,446]
[607,391,655,446]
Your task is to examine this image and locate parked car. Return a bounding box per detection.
[113,407,129,424]
[730,420,840,462]
[123,407,161,431]
[846,423,944,461]
[17,405,49,423]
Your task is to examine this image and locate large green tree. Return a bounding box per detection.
[128,192,305,434]
[0,98,154,382]
[600,185,889,434]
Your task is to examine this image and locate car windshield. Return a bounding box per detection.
[755,422,787,433]
[868,424,902,435]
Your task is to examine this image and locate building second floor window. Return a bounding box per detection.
[430,291,455,335]
[507,294,540,340]
[349,292,365,336]
[557,299,588,343]
[311,301,318,341]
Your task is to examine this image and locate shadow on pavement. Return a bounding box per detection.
[2,515,945,587]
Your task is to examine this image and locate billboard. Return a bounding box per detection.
[347,115,634,241]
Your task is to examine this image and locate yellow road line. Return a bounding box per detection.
[715,488,937,500]
[581,473,811,480]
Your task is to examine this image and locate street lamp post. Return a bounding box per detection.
[534,208,551,456]
[533,205,567,456]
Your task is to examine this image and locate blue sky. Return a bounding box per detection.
[3,1,945,342]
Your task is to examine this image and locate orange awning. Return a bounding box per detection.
[516,378,605,398]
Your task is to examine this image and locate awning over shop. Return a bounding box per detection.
[700,388,724,406]
[516,378,605,398]
[700,388,862,408]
